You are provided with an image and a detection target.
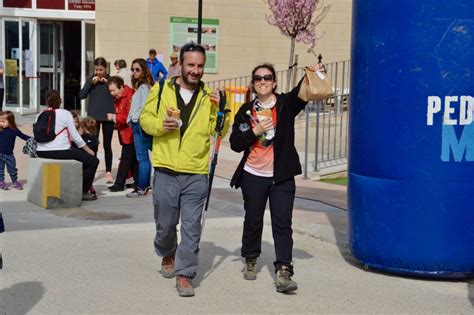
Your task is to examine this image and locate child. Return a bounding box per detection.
[0,111,31,190]
[80,116,99,195]
[80,116,99,155]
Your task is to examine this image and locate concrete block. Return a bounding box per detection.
[27,158,83,209]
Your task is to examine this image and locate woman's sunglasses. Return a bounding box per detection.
[131,67,142,72]
[253,74,274,82]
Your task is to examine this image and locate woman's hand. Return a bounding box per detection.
[308,63,326,73]
[252,118,274,136]
[107,113,116,122]
[83,145,95,156]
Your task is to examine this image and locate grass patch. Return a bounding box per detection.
[320,177,347,186]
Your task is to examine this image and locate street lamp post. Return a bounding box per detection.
[197,0,203,44]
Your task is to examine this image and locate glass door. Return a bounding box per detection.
[21,18,38,113]
[2,18,38,114]
[81,20,95,117]
[39,22,63,107]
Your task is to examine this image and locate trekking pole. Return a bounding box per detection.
[201,90,229,233]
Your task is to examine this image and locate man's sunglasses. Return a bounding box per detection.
[253,74,274,82]
[131,67,141,72]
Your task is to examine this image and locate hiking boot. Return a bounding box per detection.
[12,181,23,190]
[126,188,150,198]
[275,266,298,293]
[161,254,175,278]
[243,257,257,280]
[176,276,194,297]
[82,192,98,201]
[0,181,8,190]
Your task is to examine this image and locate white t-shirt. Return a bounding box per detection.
[36,109,86,151]
[180,88,195,105]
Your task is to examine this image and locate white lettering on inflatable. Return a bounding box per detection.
[427,95,474,162]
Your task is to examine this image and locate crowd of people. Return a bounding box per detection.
[0,43,325,297]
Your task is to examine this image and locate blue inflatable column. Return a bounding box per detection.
[349,0,474,278]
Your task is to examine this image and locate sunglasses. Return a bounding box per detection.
[182,43,206,54]
[130,67,142,72]
[253,74,274,82]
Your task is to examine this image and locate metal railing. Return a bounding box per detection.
[207,60,351,178]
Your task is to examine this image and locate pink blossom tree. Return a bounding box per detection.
[266,0,330,73]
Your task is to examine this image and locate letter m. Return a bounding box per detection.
[441,124,474,162]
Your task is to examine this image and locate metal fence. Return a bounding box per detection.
[206,60,351,177]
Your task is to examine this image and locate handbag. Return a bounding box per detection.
[22,137,38,158]
[298,66,333,101]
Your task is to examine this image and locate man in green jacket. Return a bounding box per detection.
[140,42,230,297]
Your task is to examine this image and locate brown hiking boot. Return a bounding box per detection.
[276,266,298,293]
[161,254,175,278]
[243,257,257,280]
[176,275,195,297]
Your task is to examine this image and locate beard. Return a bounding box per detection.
[181,72,201,88]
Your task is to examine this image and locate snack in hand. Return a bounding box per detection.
[257,109,272,121]
[167,108,181,120]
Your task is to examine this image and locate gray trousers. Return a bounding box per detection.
[152,169,208,278]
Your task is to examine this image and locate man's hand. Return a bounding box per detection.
[210,88,226,108]
[163,117,179,131]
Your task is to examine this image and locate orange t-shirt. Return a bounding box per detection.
[244,107,277,177]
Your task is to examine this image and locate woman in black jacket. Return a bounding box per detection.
[230,63,323,293]
[79,57,115,183]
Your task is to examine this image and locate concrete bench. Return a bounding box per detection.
[28,158,83,209]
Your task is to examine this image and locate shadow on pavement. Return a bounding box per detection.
[194,240,313,288]
[0,281,45,315]
[468,280,474,306]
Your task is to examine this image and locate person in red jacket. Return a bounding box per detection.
[107,76,137,192]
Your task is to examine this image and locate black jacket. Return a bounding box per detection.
[79,75,115,121]
[230,81,307,188]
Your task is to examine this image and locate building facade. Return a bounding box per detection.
[0,0,352,115]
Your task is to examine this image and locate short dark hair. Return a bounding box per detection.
[179,42,206,62]
[45,90,61,109]
[114,59,127,69]
[149,48,157,55]
[108,76,124,89]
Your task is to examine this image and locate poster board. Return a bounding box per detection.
[169,16,219,73]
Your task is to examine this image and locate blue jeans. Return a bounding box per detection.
[0,154,18,182]
[132,122,152,189]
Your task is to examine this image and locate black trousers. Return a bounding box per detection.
[0,88,4,111]
[113,143,137,188]
[37,148,99,193]
[96,120,114,172]
[240,171,295,272]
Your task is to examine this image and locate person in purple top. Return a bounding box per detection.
[0,111,31,190]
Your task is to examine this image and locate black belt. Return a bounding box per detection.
[155,167,195,176]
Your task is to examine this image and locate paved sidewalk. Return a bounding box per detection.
[0,114,473,313]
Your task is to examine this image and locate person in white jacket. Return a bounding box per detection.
[36,90,99,201]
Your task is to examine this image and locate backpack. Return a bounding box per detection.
[33,108,64,143]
